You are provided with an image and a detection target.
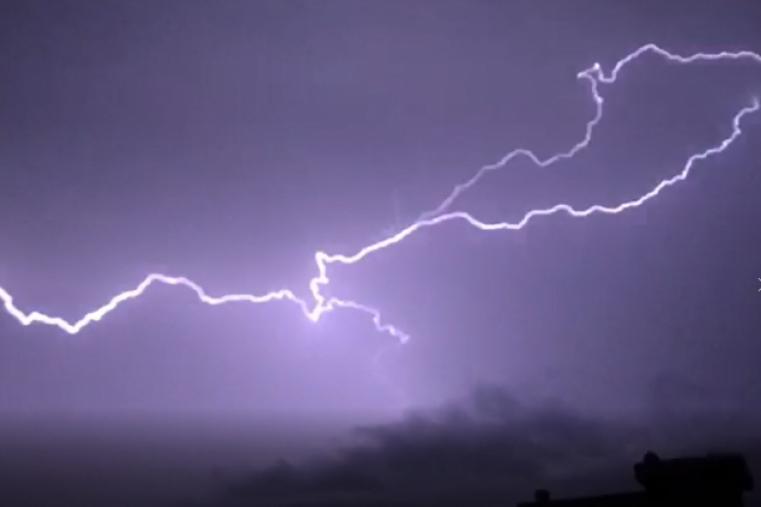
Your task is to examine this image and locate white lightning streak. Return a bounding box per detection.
[1,44,759,342]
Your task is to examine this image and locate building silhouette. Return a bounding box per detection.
[517,451,754,507]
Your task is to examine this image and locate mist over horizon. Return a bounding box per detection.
[2,384,761,506]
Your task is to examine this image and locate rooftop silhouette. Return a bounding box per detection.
[517,451,754,507]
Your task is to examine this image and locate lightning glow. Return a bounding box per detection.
[1,44,759,343]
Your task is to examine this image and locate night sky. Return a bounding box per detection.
[1,1,761,506]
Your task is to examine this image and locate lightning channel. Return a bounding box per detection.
[415,43,761,222]
[1,43,759,343]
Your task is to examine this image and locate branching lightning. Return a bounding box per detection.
[1,44,759,342]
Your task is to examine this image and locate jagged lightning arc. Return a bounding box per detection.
[1,43,759,342]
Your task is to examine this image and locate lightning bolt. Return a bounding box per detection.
[1,44,759,343]
[417,43,761,221]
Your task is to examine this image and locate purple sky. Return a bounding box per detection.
[0,1,760,505]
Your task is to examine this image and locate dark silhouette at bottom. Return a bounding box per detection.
[517,451,754,507]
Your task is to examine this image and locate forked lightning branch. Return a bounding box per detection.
[1,44,760,341]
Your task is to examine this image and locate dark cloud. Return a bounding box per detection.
[187,384,761,507]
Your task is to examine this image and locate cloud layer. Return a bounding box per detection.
[191,384,761,507]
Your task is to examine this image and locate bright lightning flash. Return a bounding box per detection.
[1,44,760,342]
